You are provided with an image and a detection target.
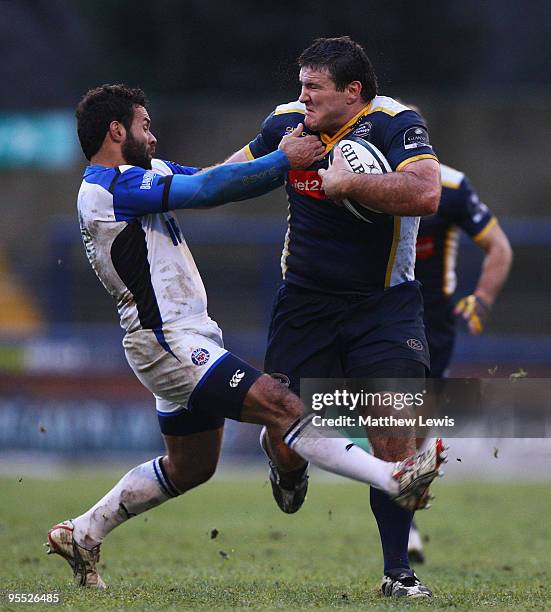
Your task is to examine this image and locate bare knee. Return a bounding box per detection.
[163,455,217,493]
[241,374,302,428]
[162,429,223,493]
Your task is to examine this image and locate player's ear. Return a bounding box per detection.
[346,81,362,104]
[108,120,126,143]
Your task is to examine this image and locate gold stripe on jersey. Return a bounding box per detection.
[396,154,439,172]
[244,144,255,161]
[384,217,402,288]
[443,226,460,296]
[473,216,497,243]
[441,180,461,189]
[320,103,372,151]
[368,106,399,117]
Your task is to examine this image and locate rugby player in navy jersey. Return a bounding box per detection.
[46,84,445,589]
[416,165,513,376]
[227,37,444,598]
[408,161,512,562]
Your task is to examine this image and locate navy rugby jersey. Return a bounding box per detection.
[415,164,495,296]
[245,97,438,294]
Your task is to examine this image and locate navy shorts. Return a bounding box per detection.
[265,281,430,394]
[422,293,456,378]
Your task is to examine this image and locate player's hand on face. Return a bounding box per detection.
[454,294,490,335]
[318,146,349,200]
[279,123,325,169]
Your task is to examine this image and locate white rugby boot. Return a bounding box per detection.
[391,438,447,511]
[46,520,106,589]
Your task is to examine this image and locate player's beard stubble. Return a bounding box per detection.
[122,132,153,169]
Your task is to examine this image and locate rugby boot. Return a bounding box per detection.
[391,438,447,511]
[260,426,309,514]
[381,570,432,598]
[46,520,106,589]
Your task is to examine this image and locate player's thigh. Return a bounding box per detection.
[343,281,430,374]
[265,284,343,394]
[240,373,302,429]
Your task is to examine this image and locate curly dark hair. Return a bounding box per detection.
[298,36,378,102]
[75,84,148,160]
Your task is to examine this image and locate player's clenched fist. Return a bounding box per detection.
[278,123,325,169]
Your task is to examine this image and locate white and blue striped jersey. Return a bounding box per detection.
[77,159,209,335]
[77,150,290,342]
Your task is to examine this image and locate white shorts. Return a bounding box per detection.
[123,317,227,415]
[123,316,262,435]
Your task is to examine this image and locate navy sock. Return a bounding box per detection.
[370,487,413,575]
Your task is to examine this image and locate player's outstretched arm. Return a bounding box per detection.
[454,222,513,334]
[169,124,323,210]
[168,150,288,210]
[319,147,441,217]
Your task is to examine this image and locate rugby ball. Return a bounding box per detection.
[329,136,392,223]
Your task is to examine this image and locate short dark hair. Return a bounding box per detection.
[75,84,148,160]
[298,36,378,102]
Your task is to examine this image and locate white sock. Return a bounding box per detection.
[72,457,179,548]
[284,416,398,494]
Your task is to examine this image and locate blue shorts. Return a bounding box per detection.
[422,293,456,378]
[264,281,429,394]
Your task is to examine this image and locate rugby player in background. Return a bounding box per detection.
[407,108,513,561]
[46,84,444,589]
[227,37,444,598]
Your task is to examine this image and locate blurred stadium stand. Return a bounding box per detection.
[1,1,549,457]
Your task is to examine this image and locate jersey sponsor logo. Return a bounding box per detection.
[416,235,435,260]
[288,170,327,200]
[407,338,424,351]
[403,126,431,150]
[229,369,245,388]
[140,170,155,190]
[191,348,210,366]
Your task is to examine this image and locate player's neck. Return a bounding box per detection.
[91,147,126,168]
[323,102,370,137]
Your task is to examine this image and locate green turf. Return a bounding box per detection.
[1,473,550,610]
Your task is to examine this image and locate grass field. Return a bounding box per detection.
[1,472,550,610]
